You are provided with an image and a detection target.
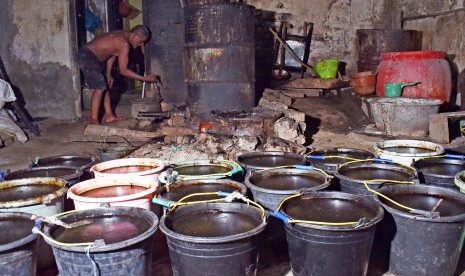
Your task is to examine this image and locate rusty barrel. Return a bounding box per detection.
[356,29,422,72]
[184,2,256,121]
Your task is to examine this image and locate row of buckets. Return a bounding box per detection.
[2,138,465,275]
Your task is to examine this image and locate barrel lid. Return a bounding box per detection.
[382,50,446,61]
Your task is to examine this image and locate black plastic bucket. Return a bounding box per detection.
[158,179,247,202]
[171,159,243,181]
[281,191,384,276]
[4,166,83,187]
[245,168,331,210]
[0,212,38,276]
[376,184,465,276]
[160,203,267,276]
[31,155,99,181]
[236,151,307,177]
[44,207,159,275]
[308,148,374,174]
[413,158,465,190]
[334,160,418,196]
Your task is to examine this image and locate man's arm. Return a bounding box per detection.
[106,56,116,88]
[117,42,156,82]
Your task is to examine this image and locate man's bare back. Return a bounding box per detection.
[85,30,129,62]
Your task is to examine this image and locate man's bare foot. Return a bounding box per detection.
[105,114,125,123]
[89,118,101,125]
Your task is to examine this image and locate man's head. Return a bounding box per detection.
[129,25,150,48]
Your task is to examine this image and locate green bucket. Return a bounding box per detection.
[315,58,339,79]
[454,171,465,193]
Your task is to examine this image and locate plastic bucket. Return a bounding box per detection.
[245,168,331,210]
[171,159,243,181]
[308,148,374,174]
[315,58,339,79]
[31,154,99,181]
[44,207,159,275]
[413,158,465,190]
[374,139,444,166]
[160,203,267,276]
[280,191,384,276]
[91,158,166,180]
[334,160,418,196]
[236,151,307,177]
[4,166,83,187]
[455,171,465,193]
[376,184,465,276]
[67,176,158,210]
[0,212,38,276]
[0,177,67,271]
[158,179,247,202]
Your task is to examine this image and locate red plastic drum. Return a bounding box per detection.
[376,51,451,104]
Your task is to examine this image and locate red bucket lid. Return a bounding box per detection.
[382,50,446,61]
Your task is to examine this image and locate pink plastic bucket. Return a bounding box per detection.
[67,176,159,210]
[90,158,166,180]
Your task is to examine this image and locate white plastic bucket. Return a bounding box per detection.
[91,158,166,180]
[67,176,158,210]
[374,139,444,166]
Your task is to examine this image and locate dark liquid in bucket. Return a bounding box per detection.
[79,185,148,198]
[171,211,259,237]
[383,193,465,217]
[383,146,436,154]
[252,174,323,190]
[175,165,230,176]
[101,165,155,174]
[53,215,150,244]
[284,198,376,222]
[0,185,61,202]
[241,156,302,167]
[0,218,34,245]
[341,167,412,181]
[420,163,463,176]
[164,184,239,201]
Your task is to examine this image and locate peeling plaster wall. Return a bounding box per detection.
[0,0,79,120]
[400,0,465,72]
[246,0,393,74]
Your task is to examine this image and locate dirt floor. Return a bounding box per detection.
[2,89,465,276]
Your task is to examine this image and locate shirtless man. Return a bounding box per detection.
[77,25,157,125]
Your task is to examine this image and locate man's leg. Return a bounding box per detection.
[90,89,104,125]
[103,90,120,123]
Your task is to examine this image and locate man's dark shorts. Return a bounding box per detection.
[76,47,108,90]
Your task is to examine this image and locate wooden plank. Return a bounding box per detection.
[84,125,196,139]
[429,111,465,143]
[279,77,349,89]
[262,89,294,106]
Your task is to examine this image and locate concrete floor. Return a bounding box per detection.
[2,89,465,275]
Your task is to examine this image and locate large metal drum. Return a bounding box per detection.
[356,29,422,73]
[184,3,255,121]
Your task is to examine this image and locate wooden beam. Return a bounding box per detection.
[429,111,465,144]
[84,125,196,139]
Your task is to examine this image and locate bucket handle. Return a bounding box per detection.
[274,192,365,227]
[363,179,440,218]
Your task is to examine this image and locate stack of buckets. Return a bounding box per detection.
[3,143,465,276]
